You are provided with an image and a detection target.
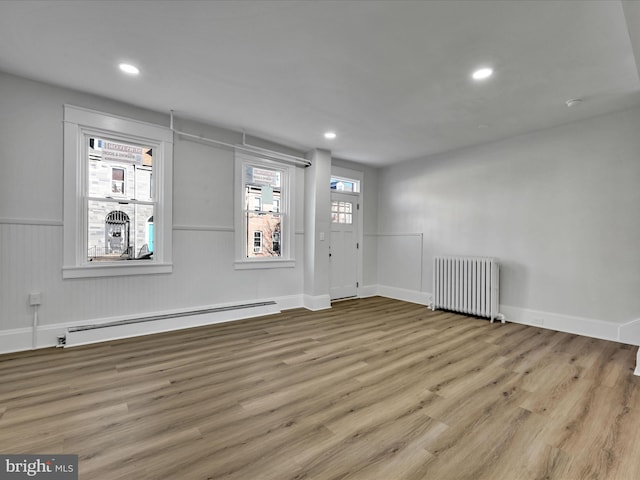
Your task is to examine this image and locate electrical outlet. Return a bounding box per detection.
[29,292,42,306]
[530,317,544,326]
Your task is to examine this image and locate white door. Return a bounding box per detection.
[330,192,359,300]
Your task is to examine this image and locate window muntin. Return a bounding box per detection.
[331,201,353,224]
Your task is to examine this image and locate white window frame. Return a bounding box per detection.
[234,152,295,269]
[63,105,173,278]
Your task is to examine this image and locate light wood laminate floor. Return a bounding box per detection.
[1,297,639,479]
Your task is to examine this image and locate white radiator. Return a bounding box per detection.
[432,256,502,323]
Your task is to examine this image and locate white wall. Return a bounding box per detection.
[4,68,637,351]
[376,107,640,340]
[0,72,307,351]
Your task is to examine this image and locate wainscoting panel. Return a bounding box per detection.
[0,222,64,331]
[0,221,306,352]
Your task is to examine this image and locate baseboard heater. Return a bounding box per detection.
[63,301,279,347]
[431,256,502,323]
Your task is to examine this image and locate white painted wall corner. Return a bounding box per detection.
[303,294,332,311]
[618,318,640,377]
[358,284,379,298]
[376,285,431,306]
[618,318,640,346]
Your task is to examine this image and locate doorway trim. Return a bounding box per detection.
[330,165,364,300]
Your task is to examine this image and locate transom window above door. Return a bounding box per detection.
[330,176,360,193]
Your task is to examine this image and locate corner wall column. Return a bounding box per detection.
[303,149,332,310]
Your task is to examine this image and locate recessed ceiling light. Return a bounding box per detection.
[565,98,583,107]
[324,131,337,140]
[472,67,493,81]
[119,63,140,75]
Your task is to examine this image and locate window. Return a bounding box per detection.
[111,167,125,195]
[86,138,154,262]
[244,165,281,258]
[330,176,360,193]
[63,105,173,278]
[234,152,295,268]
[331,201,353,224]
[253,231,263,253]
[251,195,262,212]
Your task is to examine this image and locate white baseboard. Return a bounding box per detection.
[303,294,331,311]
[65,301,281,348]
[619,318,640,376]
[375,285,432,306]
[358,285,379,298]
[3,289,637,375]
[0,327,35,354]
[0,295,305,354]
[0,321,88,353]
[365,286,640,376]
[618,318,640,346]
[358,284,432,306]
[500,304,619,343]
[364,284,624,346]
[275,294,305,311]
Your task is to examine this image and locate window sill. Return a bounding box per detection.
[234,259,296,270]
[63,262,173,279]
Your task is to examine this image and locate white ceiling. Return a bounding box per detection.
[1,0,639,167]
